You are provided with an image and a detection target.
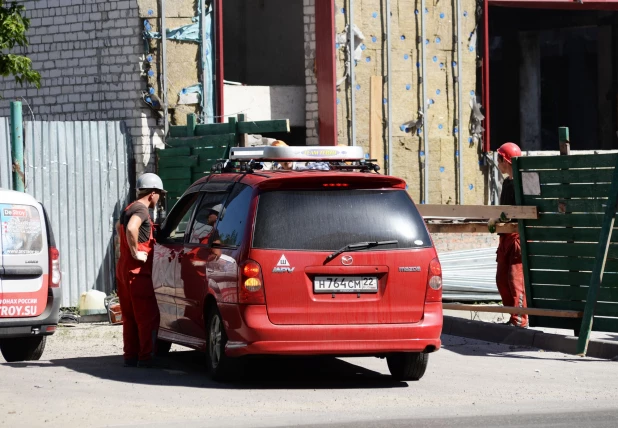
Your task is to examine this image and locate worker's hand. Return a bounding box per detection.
[499,212,509,222]
[488,218,498,234]
[133,251,148,262]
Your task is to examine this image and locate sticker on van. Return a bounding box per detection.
[0,204,43,255]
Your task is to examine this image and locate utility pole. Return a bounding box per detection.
[10,101,24,192]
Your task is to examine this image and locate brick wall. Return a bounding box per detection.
[303,0,318,146]
[0,0,162,177]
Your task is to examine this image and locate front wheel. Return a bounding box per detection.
[0,336,47,362]
[155,339,172,357]
[386,352,428,381]
[206,306,244,381]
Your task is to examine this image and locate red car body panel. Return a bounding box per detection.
[154,169,443,357]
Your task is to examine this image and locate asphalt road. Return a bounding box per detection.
[1,324,617,428]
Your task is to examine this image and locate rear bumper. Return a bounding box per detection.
[220,301,443,357]
[0,288,61,338]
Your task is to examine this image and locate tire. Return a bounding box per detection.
[206,305,243,381]
[0,336,47,363]
[386,352,429,381]
[155,339,173,357]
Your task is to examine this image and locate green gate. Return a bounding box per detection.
[156,114,289,202]
[513,153,618,354]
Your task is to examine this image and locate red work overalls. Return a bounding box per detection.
[496,233,528,327]
[115,202,160,362]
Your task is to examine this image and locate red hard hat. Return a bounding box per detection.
[497,142,522,164]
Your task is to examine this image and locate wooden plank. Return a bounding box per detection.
[526,213,605,228]
[158,155,198,169]
[425,222,517,234]
[527,242,618,259]
[524,227,618,242]
[156,147,191,158]
[166,134,235,148]
[523,198,607,214]
[193,160,219,173]
[369,76,384,171]
[193,122,235,137]
[538,184,610,198]
[237,119,290,134]
[158,167,192,180]
[187,113,197,136]
[578,154,618,355]
[518,153,618,170]
[529,270,618,287]
[442,303,583,318]
[193,147,229,160]
[532,284,618,302]
[528,256,618,273]
[418,204,538,220]
[534,299,618,318]
[169,126,188,138]
[536,169,614,185]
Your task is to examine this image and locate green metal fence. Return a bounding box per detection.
[157,114,289,201]
[513,153,618,354]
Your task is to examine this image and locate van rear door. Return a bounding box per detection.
[251,187,436,325]
[0,203,48,318]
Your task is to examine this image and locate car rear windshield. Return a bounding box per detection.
[0,204,43,255]
[252,189,431,251]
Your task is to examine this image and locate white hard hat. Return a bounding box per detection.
[210,204,226,219]
[137,173,166,194]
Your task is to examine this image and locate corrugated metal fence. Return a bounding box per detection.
[0,118,132,307]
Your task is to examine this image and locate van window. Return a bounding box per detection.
[188,193,228,245]
[213,184,253,248]
[252,190,431,251]
[0,204,43,255]
[160,193,200,243]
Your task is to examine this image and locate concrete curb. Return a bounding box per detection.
[443,316,618,360]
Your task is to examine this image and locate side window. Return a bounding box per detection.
[188,193,228,245]
[160,193,200,243]
[214,184,253,248]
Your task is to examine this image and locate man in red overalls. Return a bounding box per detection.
[488,143,528,328]
[116,173,166,367]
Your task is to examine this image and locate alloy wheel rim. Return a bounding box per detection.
[209,315,222,368]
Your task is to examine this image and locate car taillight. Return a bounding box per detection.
[322,183,349,187]
[239,260,265,304]
[49,247,61,288]
[426,257,442,302]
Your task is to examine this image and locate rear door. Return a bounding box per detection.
[0,202,48,318]
[251,188,435,325]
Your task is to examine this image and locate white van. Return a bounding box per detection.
[0,189,61,362]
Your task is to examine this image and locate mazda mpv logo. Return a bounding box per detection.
[341,255,353,265]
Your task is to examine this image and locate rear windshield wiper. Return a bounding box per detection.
[325,240,398,263]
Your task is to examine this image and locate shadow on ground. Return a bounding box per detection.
[441,334,606,362]
[2,351,408,390]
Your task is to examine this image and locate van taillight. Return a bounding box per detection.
[425,257,442,302]
[49,247,61,288]
[239,260,265,304]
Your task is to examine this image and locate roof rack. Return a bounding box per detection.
[212,146,381,174]
[229,146,366,161]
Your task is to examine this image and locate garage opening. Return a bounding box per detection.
[223,0,306,144]
[488,7,618,151]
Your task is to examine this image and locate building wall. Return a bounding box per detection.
[0,0,163,178]
[303,0,319,146]
[304,0,487,205]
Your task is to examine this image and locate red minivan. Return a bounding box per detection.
[152,147,442,381]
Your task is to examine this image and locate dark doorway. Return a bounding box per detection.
[488,7,617,151]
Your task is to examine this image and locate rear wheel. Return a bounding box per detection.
[155,339,173,357]
[0,336,47,363]
[386,352,428,381]
[206,306,244,381]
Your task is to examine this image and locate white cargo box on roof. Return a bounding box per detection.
[229,146,366,161]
